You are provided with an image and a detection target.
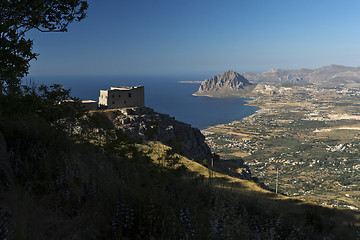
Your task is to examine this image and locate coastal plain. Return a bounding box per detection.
[202,84,360,210]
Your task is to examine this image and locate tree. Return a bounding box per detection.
[0,0,88,96]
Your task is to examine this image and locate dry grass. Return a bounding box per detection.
[143,142,273,194]
[142,142,360,233]
[227,151,249,158]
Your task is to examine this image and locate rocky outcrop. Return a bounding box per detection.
[194,70,254,97]
[253,84,294,95]
[243,64,360,86]
[99,107,213,162]
[253,84,278,95]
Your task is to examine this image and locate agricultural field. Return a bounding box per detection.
[203,85,360,210]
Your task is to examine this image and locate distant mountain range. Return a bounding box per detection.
[194,65,360,98]
[243,64,360,85]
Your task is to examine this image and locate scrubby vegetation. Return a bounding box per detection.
[1,86,360,239]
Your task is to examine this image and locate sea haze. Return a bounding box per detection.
[28,75,259,129]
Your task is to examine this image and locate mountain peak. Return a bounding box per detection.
[194,70,253,97]
[218,70,240,78]
[226,69,236,73]
[212,70,250,84]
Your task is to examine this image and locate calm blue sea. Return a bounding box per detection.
[27,75,259,129]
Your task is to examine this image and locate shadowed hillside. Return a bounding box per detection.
[0,87,359,239]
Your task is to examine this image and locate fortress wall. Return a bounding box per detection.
[99,90,109,106]
[81,100,98,110]
[104,86,144,108]
[130,86,145,107]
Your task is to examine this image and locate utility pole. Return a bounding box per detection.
[276,168,279,194]
[211,157,214,179]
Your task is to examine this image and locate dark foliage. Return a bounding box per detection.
[0,0,88,95]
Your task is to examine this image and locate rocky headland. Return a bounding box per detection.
[193,70,255,97]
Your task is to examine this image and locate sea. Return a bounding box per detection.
[27,75,260,130]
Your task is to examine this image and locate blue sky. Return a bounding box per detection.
[27,0,360,77]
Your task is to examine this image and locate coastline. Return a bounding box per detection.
[242,97,264,121]
[201,96,264,130]
[178,81,203,83]
[199,84,360,210]
[192,93,247,98]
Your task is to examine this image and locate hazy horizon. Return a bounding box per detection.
[27,0,360,77]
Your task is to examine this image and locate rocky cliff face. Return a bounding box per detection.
[243,64,360,86]
[96,107,213,162]
[194,70,254,97]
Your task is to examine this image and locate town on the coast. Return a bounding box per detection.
[196,65,360,210]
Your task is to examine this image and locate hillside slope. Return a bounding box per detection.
[1,104,360,239]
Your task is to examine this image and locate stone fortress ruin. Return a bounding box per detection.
[99,86,144,108]
[73,86,144,111]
